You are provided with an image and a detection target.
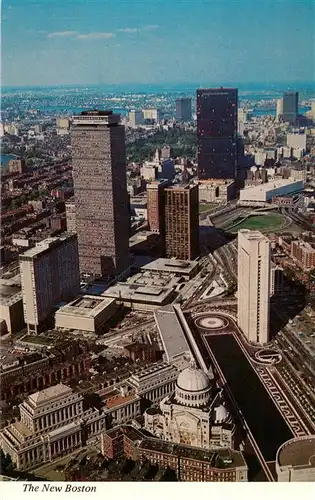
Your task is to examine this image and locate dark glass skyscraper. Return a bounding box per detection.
[282,91,298,124]
[176,98,192,121]
[197,88,238,180]
[71,110,129,280]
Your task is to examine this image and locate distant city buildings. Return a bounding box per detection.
[197,88,238,180]
[237,229,271,345]
[164,184,199,260]
[71,110,130,280]
[176,98,192,122]
[19,234,80,334]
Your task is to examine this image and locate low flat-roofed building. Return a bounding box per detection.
[55,295,118,333]
[239,179,304,204]
[276,436,315,482]
[141,258,199,280]
[102,283,177,311]
[154,305,191,369]
[198,179,236,203]
[0,273,24,334]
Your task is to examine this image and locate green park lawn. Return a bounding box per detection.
[231,214,284,232]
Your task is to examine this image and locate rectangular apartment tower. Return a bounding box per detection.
[197,88,238,180]
[71,110,130,279]
[164,184,199,260]
[237,229,271,345]
[19,234,80,334]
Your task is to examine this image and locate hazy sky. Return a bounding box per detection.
[2,0,314,87]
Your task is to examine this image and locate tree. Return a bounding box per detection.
[0,447,14,474]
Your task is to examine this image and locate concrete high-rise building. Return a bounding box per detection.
[147,180,169,233]
[142,108,159,122]
[282,91,298,124]
[176,98,192,121]
[129,110,143,127]
[71,110,130,279]
[237,230,271,345]
[197,88,238,180]
[164,184,199,260]
[276,98,284,122]
[19,234,80,334]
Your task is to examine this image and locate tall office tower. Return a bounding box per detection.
[176,98,192,121]
[197,88,238,180]
[164,184,199,260]
[19,234,80,334]
[71,110,130,279]
[147,179,169,233]
[282,91,298,124]
[276,98,284,121]
[237,230,271,345]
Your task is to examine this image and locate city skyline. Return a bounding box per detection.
[2,0,314,87]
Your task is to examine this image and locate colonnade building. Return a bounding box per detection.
[0,384,103,470]
[0,362,180,470]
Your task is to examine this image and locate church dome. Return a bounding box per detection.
[175,364,212,408]
[177,367,211,392]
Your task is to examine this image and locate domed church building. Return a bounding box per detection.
[144,361,235,450]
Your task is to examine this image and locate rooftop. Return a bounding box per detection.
[28,383,73,405]
[277,436,315,469]
[154,306,191,362]
[56,295,116,319]
[139,438,246,468]
[19,233,75,259]
[102,283,175,305]
[240,178,303,196]
[142,258,198,275]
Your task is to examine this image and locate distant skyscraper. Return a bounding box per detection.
[20,234,80,334]
[197,88,238,180]
[71,110,130,279]
[164,184,199,260]
[176,98,192,121]
[282,91,298,124]
[276,98,283,122]
[237,230,270,345]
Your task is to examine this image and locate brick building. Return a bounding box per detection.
[291,240,315,270]
[164,184,199,260]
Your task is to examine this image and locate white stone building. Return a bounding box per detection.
[144,364,235,450]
